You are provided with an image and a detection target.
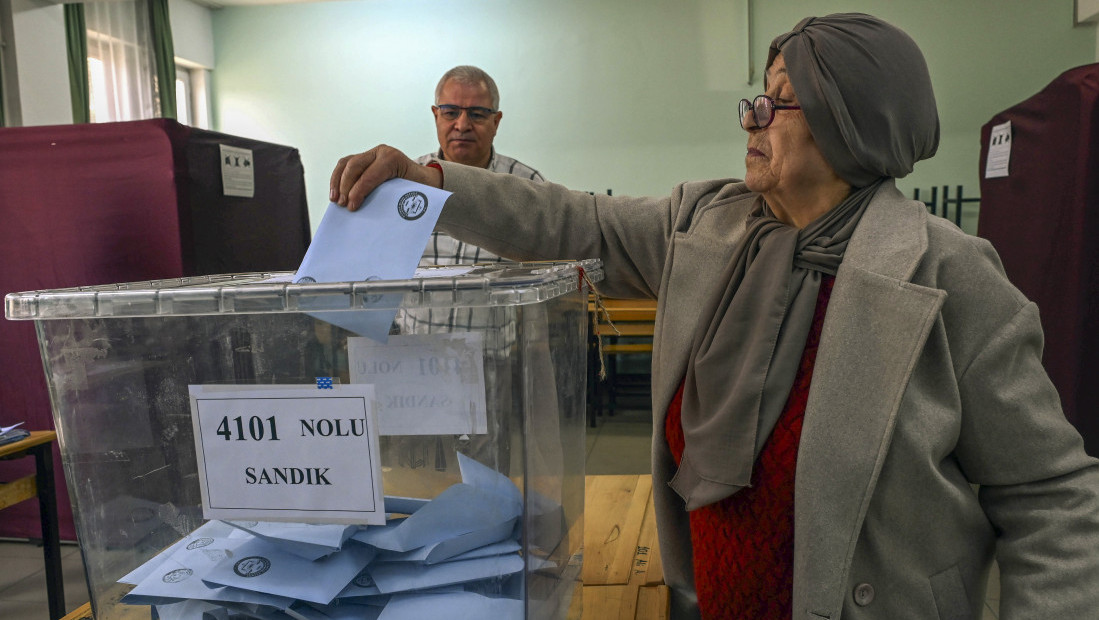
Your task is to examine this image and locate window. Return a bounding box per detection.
[175,62,210,129]
[87,56,107,123]
[79,1,206,126]
[84,1,155,123]
[175,63,191,124]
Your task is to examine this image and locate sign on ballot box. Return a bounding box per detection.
[349,333,488,436]
[189,384,386,525]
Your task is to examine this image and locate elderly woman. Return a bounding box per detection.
[331,13,1099,620]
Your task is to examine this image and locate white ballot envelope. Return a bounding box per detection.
[351,483,520,553]
[368,554,525,595]
[335,566,384,599]
[281,603,331,620]
[218,600,295,619]
[383,515,518,565]
[225,521,357,560]
[125,566,295,610]
[303,602,383,620]
[295,179,451,342]
[203,537,376,605]
[119,520,242,586]
[355,453,522,554]
[458,452,523,504]
[377,591,523,620]
[383,496,428,515]
[348,517,407,552]
[441,539,521,562]
[153,599,231,620]
[380,536,521,565]
[125,526,267,604]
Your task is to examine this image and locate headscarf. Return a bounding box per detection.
[770,13,940,187]
[670,13,940,510]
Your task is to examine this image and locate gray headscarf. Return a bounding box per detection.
[771,13,940,186]
[670,13,940,511]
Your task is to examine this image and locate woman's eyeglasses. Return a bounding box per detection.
[435,105,497,123]
[738,95,801,130]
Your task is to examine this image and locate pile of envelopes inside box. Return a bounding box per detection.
[118,454,539,619]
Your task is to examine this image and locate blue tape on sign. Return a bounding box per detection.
[316,377,334,389]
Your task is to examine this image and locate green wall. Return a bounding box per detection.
[211,0,1096,234]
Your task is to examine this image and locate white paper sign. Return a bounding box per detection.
[984,120,1012,179]
[219,144,255,198]
[189,384,385,525]
[348,333,487,436]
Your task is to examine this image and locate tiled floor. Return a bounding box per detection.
[586,406,654,476]
[1,402,999,619]
[0,539,89,619]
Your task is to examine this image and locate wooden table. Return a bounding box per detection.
[0,430,65,619]
[62,475,667,620]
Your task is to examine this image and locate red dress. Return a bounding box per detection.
[664,275,834,619]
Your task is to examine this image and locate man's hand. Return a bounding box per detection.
[329,145,444,212]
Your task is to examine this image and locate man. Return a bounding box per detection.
[415,65,544,266]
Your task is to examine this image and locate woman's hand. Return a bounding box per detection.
[329,145,443,212]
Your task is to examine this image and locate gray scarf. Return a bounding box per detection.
[670,181,882,510]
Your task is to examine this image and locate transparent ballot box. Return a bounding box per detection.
[5,260,601,620]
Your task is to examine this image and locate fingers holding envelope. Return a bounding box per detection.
[330,145,442,212]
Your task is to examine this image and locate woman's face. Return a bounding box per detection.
[744,54,840,200]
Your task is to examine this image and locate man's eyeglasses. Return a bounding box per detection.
[738,95,801,130]
[435,105,497,123]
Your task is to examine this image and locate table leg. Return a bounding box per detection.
[34,444,66,619]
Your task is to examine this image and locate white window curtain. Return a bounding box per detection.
[85,0,156,123]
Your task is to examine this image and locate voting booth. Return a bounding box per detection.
[0,119,312,542]
[977,63,1099,456]
[5,260,599,619]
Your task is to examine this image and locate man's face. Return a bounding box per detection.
[433,79,502,168]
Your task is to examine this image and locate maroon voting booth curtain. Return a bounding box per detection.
[0,119,311,540]
[978,63,1099,457]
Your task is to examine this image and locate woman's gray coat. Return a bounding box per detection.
[435,161,1099,620]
